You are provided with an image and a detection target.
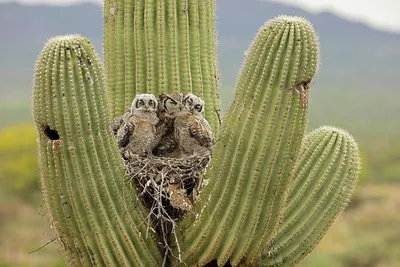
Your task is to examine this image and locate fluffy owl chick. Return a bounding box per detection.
[158,93,184,118]
[117,94,159,156]
[165,184,193,212]
[183,93,205,115]
[183,93,212,135]
[174,107,213,157]
[109,106,131,136]
[152,93,184,157]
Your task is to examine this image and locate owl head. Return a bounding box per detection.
[183,93,205,115]
[158,93,184,118]
[130,94,158,115]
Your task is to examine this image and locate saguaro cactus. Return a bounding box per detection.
[32,1,360,267]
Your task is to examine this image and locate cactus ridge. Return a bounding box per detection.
[173,16,319,266]
[104,0,221,133]
[260,126,360,266]
[33,35,163,266]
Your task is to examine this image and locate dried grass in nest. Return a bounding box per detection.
[122,151,211,264]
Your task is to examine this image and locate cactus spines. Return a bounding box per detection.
[33,35,163,266]
[174,16,319,266]
[260,126,360,266]
[104,0,221,133]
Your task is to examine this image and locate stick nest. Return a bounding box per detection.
[123,151,210,214]
[122,151,211,263]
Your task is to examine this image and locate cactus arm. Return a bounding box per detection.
[33,35,163,266]
[35,42,97,266]
[259,126,360,267]
[104,0,221,133]
[175,16,319,266]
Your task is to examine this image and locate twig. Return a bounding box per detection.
[123,152,209,266]
[213,106,223,126]
[29,237,57,254]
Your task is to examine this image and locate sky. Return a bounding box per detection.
[268,0,400,33]
[1,0,400,33]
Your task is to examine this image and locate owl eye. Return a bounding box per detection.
[149,100,155,107]
[139,100,145,106]
[188,98,193,104]
[168,99,177,106]
[195,104,202,111]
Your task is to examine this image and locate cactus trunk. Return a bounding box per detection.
[33,35,163,266]
[104,0,221,133]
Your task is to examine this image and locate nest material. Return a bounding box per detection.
[123,151,210,213]
[122,151,210,264]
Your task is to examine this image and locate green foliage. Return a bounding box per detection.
[0,123,39,198]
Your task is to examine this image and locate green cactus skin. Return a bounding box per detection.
[33,35,163,266]
[174,16,319,266]
[259,126,360,267]
[104,0,221,133]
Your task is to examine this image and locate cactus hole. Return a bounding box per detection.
[43,125,60,140]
